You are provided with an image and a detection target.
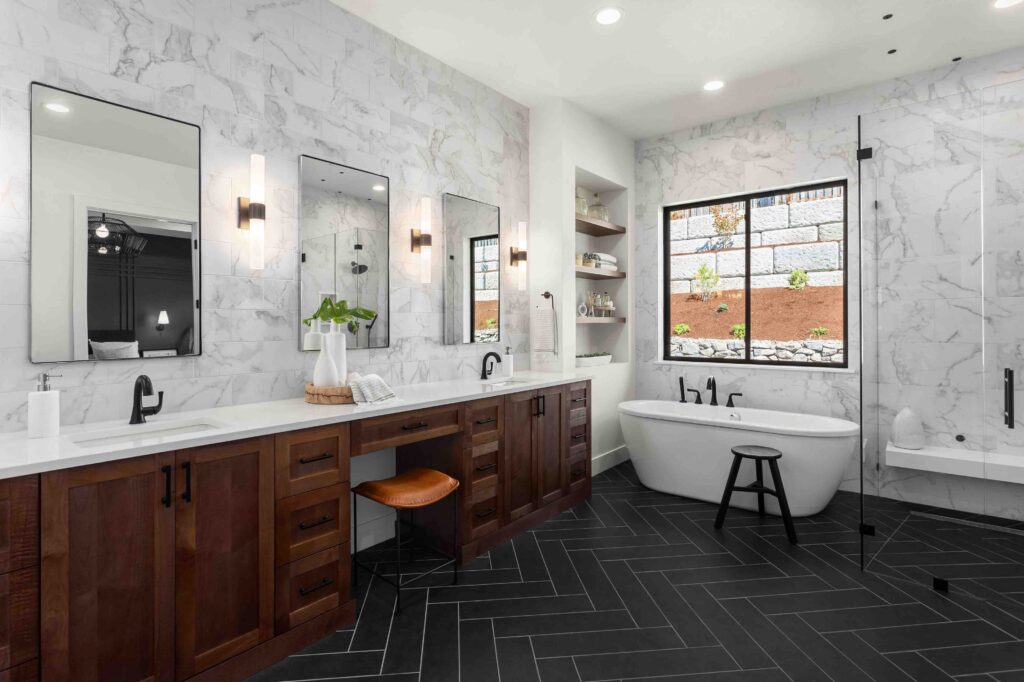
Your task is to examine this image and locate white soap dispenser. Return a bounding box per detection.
[28,372,61,439]
[502,346,514,378]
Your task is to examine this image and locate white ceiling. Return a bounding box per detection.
[301,155,389,205]
[332,0,1024,139]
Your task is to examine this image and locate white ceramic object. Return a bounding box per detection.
[312,323,340,388]
[619,400,859,516]
[27,390,60,438]
[891,407,925,450]
[576,355,612,368]
[325,322,347,386]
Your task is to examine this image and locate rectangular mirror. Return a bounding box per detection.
[299,155,389,349]
[31,83,201,362]
[443,194,501,344]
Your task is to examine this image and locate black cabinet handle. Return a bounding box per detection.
[532,396,541,417]
[474,507,496,520]
[298,515,333,530]
[538,394,546,416]
[299,452,333,465]
[1007,369,1016,429]
[161,465,172,508]
[475,417,496,425]
[571,434,586,441]
[181,461,192,503]
[474,463,497,473]
[402,421,428,431]
[299,577,334,597]
[572,397,586,404]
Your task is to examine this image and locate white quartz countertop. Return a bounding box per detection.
[0,372,585,480]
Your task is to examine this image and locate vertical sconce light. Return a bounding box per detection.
[238,153,266,271]
[510,220,528,291]
[410,196,432,284]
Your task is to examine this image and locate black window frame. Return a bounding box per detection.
[661,178,848,369]
[468,234,500,343]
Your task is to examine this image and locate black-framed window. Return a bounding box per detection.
[662,179,848,368]
[470,235,499,343]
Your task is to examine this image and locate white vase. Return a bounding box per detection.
[892,407,925,450]
[312,323,340,387]
[325,322,347,386]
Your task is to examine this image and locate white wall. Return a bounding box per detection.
[530,97,635,472]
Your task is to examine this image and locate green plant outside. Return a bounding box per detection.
[809,326,829,338]
[730,323,746,340]
[788,268,809,290]
[716,303,728,313]
[673,323,691,336]
[695,263,720,302]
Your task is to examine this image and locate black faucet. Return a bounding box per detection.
[480,351,502,380]
[130,375,164,424]
[679,377,686,403]
[727,392,743,408]
[706,376,718,406]
[687,389,703,404]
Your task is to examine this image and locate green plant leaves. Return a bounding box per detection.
[303,297,377,327]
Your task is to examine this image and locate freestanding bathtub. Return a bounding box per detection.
[619,400,859,516]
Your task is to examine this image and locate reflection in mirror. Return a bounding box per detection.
[30,84,200,362]
[299,156,389,349]
[443,194,501,344]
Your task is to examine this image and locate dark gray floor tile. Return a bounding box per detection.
[602,558,669,627]
[750,587,886,615]
[536,656,581,682]
[420,602,459,682]
[531,626,681,658]
[858,620,1015,654]
[497,636,542,682]
[568,549,625,610]
[493,609,635,638]
[573,646,736,681]
[799,603,948,633]
[675,583,774,668]
[769,613,873,682]
[460,617,499,682]
[923,641,1024,676]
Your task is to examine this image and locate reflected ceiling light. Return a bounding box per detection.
[95,223,109,238]
[594,7,622,24]
[156,310,169,331]
[45,102,70,113]
[372,184,386,192]
[97,246,108,255]
[703,80,725,92]
[994,0,1023,8]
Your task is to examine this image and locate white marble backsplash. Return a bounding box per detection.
[635,46,1024,517]
[0,0,530,432]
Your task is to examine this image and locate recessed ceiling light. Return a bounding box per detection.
[95,224,109,238]
[882,13,893,19]
[594,7,622,25]
[97,246,108,255]
[372,184,386,192]
[703,80,725,92]
[952,56,962,62]
[45,102,70,113]
[994,0,1023,8]
[887,48,898,54]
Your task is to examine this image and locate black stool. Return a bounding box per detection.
[714,445,798,544]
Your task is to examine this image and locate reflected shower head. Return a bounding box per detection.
[350,261,368,275]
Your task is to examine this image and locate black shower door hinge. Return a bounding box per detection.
[301,253,306,263]
[859,523,876,536]
[856,147,873,160]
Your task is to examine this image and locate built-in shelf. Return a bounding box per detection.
[575,265,625,280]
[885,441,1024,485]
[576,317,626,325]
[575,214,626,237]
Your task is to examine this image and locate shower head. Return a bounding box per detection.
[350,261,368,275]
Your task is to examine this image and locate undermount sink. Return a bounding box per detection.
[480,377,530,388]
[68,417,230,449]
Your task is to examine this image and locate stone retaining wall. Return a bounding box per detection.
[670,337,844,364]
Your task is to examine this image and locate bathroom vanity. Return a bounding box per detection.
[0,375,590,682]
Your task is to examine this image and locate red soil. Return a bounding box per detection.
[670,286,844,341]
[474,300,499,330]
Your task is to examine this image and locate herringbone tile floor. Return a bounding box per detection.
[250,462,1024,681]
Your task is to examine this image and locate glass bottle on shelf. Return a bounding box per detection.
[588,194,610,222]
[575,187,588,216]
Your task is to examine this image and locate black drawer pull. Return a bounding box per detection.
[474,463,497,473]
[298,515,333,530]
[298,577,334,597]
[474,507,496,520]
[475,417,496,425]
[299,452,333,465]
[181,461,192,503]
[161,465,172,508]
[572,397,586,403]
[571,434,586,441]
[402,421,429,431]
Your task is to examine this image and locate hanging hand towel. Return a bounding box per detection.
[533,307,557,354]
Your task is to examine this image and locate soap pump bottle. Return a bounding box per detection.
[502,346,514,378]
[28,371,61,439]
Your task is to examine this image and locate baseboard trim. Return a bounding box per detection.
[593,445,629,475]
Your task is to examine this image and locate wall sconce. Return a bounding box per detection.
[156,310,169,331]
[238,153,266,271]
[410,196,432,284]
[510,220,528,291]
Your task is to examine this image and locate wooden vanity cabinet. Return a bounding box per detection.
[505,385,570,514]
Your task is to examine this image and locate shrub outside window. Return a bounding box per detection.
[662,180,847,367]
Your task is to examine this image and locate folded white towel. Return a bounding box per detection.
[592,252,618,264]
[349,373,396,403]
[595,263,618,272]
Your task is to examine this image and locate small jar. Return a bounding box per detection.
[588,195,610,222]
[575,187,588,216]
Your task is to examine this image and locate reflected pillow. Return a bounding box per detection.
[90,339,140,360]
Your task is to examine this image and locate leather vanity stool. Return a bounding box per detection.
[714,445,798,544]
[352,467,460,613]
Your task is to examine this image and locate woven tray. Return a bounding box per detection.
[304,383,354,405]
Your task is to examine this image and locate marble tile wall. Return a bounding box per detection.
[0,0,530,432]
[635,47,1024,514]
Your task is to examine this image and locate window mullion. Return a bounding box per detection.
[744,198,752,363]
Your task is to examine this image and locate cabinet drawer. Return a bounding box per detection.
[468,441,499,488]
[275,544,349,634]
[568,423,589,461]
[275,484,350,566]
[275,425,350,498]
[352,405,462,455]
[0,567,38,671]
[0,477,38,574]
[569,459,588,487]
[568,382,589,427]
[0,659,37,682]
[466,398,502,444]
[468,495,499,540]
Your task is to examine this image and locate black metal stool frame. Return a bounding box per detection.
[714,447,798,544]
[351,489,459,614]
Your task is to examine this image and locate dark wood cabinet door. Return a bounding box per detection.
[504,390,537,521]
[41,454,175,682]
[174,437,274,679]
[536,385,567,506]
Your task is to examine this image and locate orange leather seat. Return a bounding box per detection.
[352,467,459,509]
